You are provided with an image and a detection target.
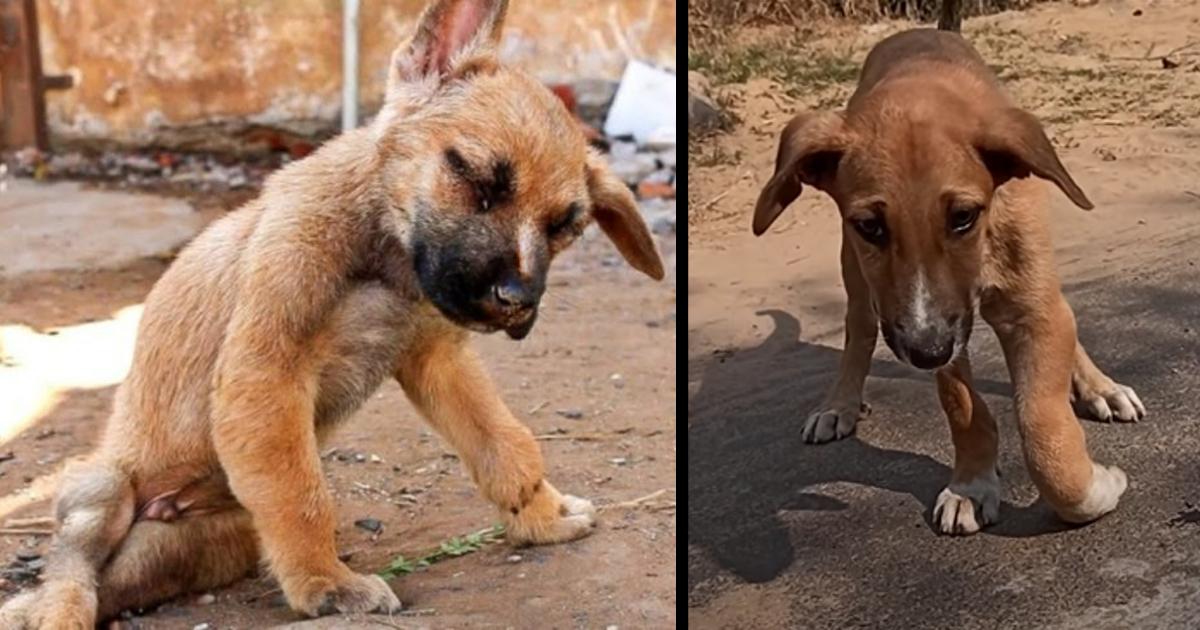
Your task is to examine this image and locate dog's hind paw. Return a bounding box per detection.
[1072,376,1145,423]
[933,471,1000,535]
[802,401,870,443]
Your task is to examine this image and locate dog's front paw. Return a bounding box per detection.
[1056,463,1127,524]
[933,471,1000,535]
[505,480,597,545]
[284,567,402,618]
[1072,376,1145,423]
[802,401,871,443]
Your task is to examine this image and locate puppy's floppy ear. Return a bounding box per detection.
[387,0,508,90]
[585,153,665,281]
[753,111,848,236]
[975,107,1093,210]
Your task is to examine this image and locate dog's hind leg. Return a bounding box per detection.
[802,235,878,443]
[94,508,259,620]
[1070,341,1145,423]
[0,459,135,629]
[932,349,1001,535]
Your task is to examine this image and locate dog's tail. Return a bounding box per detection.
[938,0,962,32]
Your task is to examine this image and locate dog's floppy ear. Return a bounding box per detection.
[975,107,1093,210]
[753,111,848,236]
[585,152,665,281]
[387,0,508,91]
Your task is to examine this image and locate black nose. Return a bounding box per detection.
[492,277,538,310]
[906,342,954,370]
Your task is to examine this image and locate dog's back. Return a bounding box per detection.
[852,29,1002,110]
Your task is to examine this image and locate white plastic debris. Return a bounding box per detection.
[603,61,676,147]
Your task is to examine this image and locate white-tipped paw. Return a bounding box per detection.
[933,471,1000,535]
[1072,378,1145,423]
[802,401,871,444]
[1057,463,1127,524]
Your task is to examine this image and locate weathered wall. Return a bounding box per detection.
[34,0,676,148]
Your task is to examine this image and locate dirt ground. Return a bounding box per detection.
[0,191,677,626]
[689,1,1200,628]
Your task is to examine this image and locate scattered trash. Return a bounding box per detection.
[604,61,676,146]
[636,180,675,200]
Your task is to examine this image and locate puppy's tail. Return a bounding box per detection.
[938,0,962,32]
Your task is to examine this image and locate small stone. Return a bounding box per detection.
[193,624,211,630]
[571,79,619,129]
[609,141,638,160]
[354,518,383,533]
[608,154,659,187]
[607,625,620,630]
[195,593,216,605]
[369,454,382,463]
[354,453,367,463]
[610,373,624,389]
[609,457,628,466]
[688,71,724,132]
[556,409,585,420]
[506,554,523,563]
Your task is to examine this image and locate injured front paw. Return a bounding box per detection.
[504,479,597,545]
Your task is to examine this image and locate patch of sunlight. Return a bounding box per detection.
[0,303,143,444]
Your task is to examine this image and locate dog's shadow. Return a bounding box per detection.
[687,309,1074,588]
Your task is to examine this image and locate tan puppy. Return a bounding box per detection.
[0,0,663,626]
[753,29,1143,535]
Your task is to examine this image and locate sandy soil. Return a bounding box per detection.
[0,203,677,627]
[689,1,1200,627]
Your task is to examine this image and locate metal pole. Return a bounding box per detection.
[341,0,360,131]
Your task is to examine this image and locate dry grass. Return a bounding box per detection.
[688,0,1036,28]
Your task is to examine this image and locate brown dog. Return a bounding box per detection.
[752,29,1143,535]
[0,0,663,626]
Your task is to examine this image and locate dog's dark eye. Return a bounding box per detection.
[948,205,983,235]
[547,203,583,238]
[852,217,888,246]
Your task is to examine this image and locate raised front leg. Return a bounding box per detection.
[395,335,595,545]
[983,294,1127,524]
[933,350,1000,535]
[804,235,878,443]
[1071,341,1145,423]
